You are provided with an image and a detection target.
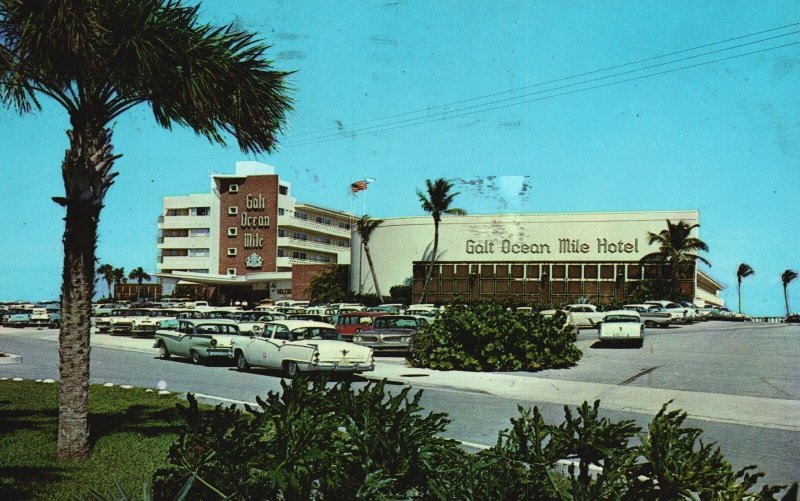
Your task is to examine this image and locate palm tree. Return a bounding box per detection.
[416,178,466,303]
[128,267,151,301]
[356,215,384,302]
[639,220,710,299]
[111,267,125,300]
[736,263,754,314]
[782,270,798,316]
[96,263,114,299]
[0,0,291,459]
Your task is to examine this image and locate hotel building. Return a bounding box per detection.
[156,161,352,304]
[350,210,724,307]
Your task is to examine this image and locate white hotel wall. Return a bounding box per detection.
[351,210,699,295]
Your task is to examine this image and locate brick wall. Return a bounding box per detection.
[291,264,349,301]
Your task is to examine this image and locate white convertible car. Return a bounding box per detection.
[154,319,247,364]
[230,320,374,378]
[597,310,644,347]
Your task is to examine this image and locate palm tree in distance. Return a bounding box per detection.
[417,178,466,303]
[639,220,710,299]
[128,267,151,301]
[96,263,114,300]
[111,267,125,300]
[782,269,798,316]
[736,263,755,314]
[0,0,291,459]
[356,215,384,303]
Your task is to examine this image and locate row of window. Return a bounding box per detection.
[165,207,210,217]
[224,183,288,196]
[161,228,211,238]
[161,248,210,257]
[276,249,334,262]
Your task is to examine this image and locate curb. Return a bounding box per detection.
[0,353,22,365]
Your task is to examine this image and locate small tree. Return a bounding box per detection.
[417,178,465,303]
[356,215,384,303]
[128,267,151,301]
[96,263,114,299]
[782,269,798,316]
[640,220,710,299]
[736,263,754,314]
[307,265,348,304]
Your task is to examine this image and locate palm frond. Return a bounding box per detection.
[782,270,798,286]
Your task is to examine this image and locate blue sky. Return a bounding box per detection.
[1,1,798,315]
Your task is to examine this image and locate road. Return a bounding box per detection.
[1,321,798,487]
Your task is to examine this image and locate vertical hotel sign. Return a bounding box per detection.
[240,194,269,248]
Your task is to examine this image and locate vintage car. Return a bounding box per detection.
[230,320,374,377]
[6,309,32,328]
[109,309,154,335]
[541,304,605,329]
[352,315,429,352]
[157,309,206,331]
[154,319,246,364]
[335,311,388,339]
[129,309,170,336]
[28,308,52,328]
[644,300,691,324]
[597,310,644,346]
[93,303,127,317]
[233,311,288,335]
[622,304,672,328]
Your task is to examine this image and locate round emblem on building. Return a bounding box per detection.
[245,252,263,268]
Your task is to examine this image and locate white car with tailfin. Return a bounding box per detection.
[597,310,644,347]
[230,320,374,378]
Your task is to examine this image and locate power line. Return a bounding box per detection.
[283,40,800,149]
[285,22,799,140]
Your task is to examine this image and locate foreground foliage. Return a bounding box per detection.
[152,378,796,500]
[410,302,582,371]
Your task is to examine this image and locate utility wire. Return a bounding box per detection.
[285,22,799,140]
[284,40,800,149]
[284,30,800,147]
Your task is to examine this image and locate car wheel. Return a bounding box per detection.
[191,350,203,365]
[235,351,250,371]
[158,342,171,360]
[284,360,300,379]
[644,320,655,328]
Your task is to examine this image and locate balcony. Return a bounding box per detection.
[157,235,212,249]
[277,236,349,254]
[157,215,212,229]
[278,215,351,237]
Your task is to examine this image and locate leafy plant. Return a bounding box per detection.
[410,301,582,371]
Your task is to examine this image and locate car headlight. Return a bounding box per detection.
[209,338,218,347]
[353,336,362,342]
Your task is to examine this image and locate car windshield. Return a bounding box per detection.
[293,327,342,341]
[604,315,640,323]
[194,323,240,334]
[374,316,419,329]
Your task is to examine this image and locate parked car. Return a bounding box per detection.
[644,300,691,324]
[156,309,206,331]
[597,310,644,347]
[6,309,32,328]
[352,315,429,352]
[230,320,374,377]
[541,304,605,329]
[622,304,672,328]
[287,313,334,324]
[28,308,52,328]
[154,319,246,365]
[233,311,288,335]
[335,311,388,339]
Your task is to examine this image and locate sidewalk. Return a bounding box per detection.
[364,362,800,432]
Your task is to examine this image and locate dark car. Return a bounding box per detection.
[351,315,429,352]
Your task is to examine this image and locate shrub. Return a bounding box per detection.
[410,301,582,371]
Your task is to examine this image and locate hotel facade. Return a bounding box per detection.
[156,162,352,304]
[350,210,724,307]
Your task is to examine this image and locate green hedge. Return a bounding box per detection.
[410,302,582,371]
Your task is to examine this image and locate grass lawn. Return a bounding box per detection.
[0,380,186,500]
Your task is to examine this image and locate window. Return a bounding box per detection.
[190,207,210,216]
[314,255,331,263]
[165,209,189,216]
[278,208,285,216]
[278,229,286,237]
[279,185,288,195]
[229,183,239,193]
[277,249,285,257]
[314,236,331,245]
[295,212,308,220]
[227,268,237,275]
[338,240,349,247]
[163,249,188,257]
[338,222,351,230]
[315,216,332,225]
[227,227,238,237]
[228,206,238,216]
[188,248,209,257]
[292,232,307,240]
[188,228,210,237]
[227,248,237,257]
[292,251,307,259]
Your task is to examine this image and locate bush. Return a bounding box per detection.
[148,382,796,500]
[410,301,582,371]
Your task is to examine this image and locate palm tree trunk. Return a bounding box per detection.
[56,124,118,460]
[363,244,383,303]
[420,219,439,303]
[738,279,742,314]
[785,285,791,316]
